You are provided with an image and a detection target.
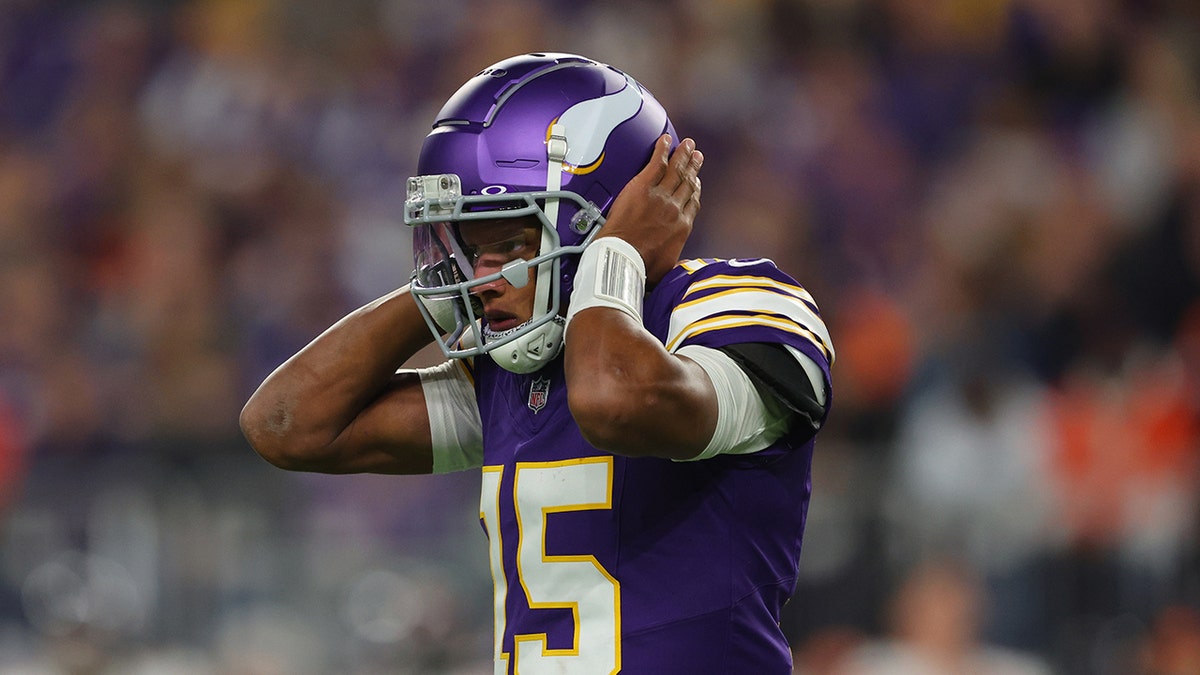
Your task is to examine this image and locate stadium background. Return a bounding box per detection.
[0,0,1198,672]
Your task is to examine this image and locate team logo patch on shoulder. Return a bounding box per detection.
[528,376,551,413]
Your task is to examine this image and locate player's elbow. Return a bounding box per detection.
[568,380,698,460]
[569,384,642,455]
[239,398,330,472]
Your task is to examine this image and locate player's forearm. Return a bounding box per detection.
[564,309,717,460]
[240,286,434,469]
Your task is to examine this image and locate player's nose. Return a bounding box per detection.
[470,272,507,297]
[470,254,514,295]
[472,251,507,277]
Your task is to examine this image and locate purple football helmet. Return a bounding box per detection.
[405,52,676,373]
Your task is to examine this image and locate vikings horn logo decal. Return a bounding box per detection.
[550,74,645,175]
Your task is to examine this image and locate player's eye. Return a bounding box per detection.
[468,233,534,263]
[497,238,525,255]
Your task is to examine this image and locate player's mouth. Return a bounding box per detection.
[484,310,521,332]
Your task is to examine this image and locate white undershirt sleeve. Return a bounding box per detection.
[673,344,793,461]
[415,359,484,473]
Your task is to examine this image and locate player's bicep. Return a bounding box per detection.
[329,360,484,474]
[325,370,438,474]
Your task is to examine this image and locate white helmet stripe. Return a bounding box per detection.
[537,122,568,317]
[558,74,644,171]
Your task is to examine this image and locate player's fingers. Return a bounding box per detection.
[671,147,703,202]
[639,134,673,184]
[683,175,701,220]
[662,138,697,193]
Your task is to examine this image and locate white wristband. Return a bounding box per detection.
[566,236,646,326]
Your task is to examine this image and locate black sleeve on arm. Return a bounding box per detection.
[718,342,827,442]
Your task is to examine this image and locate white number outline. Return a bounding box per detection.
[480,457,621,675]
[480,466,510,674]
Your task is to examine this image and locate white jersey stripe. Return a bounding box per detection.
[674,287,828,340]
[667,288,833,357]
[683,274,817,307]
[666,313,833,361]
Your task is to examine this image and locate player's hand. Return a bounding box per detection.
[598,134,703,286]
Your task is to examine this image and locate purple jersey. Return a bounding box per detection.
[470,258,833,674]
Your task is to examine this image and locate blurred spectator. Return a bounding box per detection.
[885,334,1059,652]
[836,558,1054,675]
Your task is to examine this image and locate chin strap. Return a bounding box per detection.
[486,315,567,374]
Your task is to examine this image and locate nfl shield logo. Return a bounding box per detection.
[528,376,550,414]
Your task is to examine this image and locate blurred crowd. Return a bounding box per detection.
[1,0,1199,673]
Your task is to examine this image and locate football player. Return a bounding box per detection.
[241,52,834,674]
